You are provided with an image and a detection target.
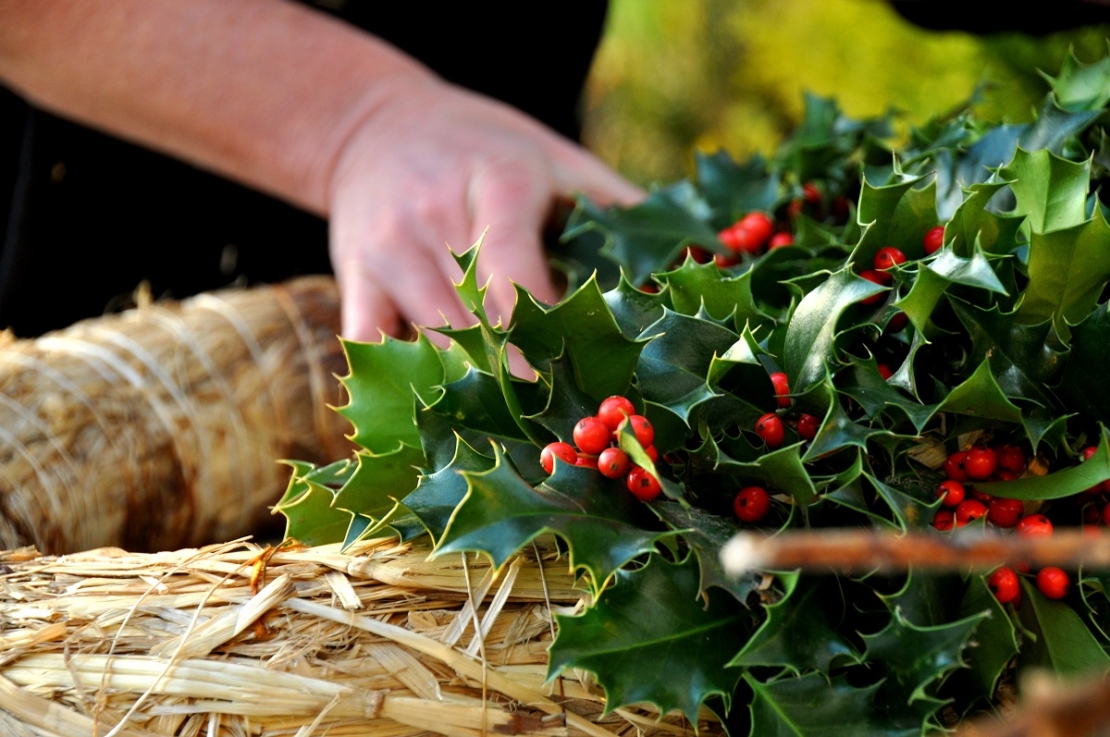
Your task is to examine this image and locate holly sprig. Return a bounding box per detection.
[277,51,1110,735]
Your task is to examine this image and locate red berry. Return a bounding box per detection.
[617,414,655,448]
[714,252,740,268]
[1036,567,1070,600]
[1082,446,1098,462]
[937,480,965,508]
[644,444,659,463]
[770,372,791,408]
[964,447,997,481]
[722,214,774,254]
[971,488,994,503]
[738,212,774,245]
[597,447,631,479]
[1101,504,1110,527]
[796,413,820,441]
[995,445,1025,474]
[540,442,577,474]
[639,283,659,294]
[995,470,1019,482]
[886,312,909,333]
[597,396,635,431]
[945,451,969,482]
[681,246,712,264]
[1016,514,1053,538]
[734,486,771,522]
[873,247,907,271]
[786,200,803,219]
[626,466,662,502]
[932,509,955,531]
[732,486,768,521]
[859,270,889,305]
[755,413,785,449]
[573,417,611,455]
[988,567,1020,604]
[923,226,945,255]
[802,182,822,204]
[955,499,988,526]
[988,497,1025,528]
[574,454,599,469]
[877,364,893,381]
[768,232,795,249]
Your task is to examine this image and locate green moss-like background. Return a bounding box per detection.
[583,0,1110,184]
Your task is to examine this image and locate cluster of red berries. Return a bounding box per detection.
[859,225,947,309]
[752,372,821,449]
[540,396,662,501]
[716,212,792,265]
[931,442,1078,603]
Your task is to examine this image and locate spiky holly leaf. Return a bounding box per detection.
[526,352,613,444]
[933,124,1024,220]
[896,245,1008,333]
[652,501,757,602]
[839,360,938,433]
[1044,50,1110,111]
[958,573,1019,701]
[785,268,885,394]
[695,150,780,226]
[745,673,915,737]
[634,309,738,424]
[562,183,722,285]
[603,273,669,339]
[731,573,860,673]
[1017,207,1110,331]
[510,275,644,401]
[862,607,985,713]
[661,258,765,328]
[867,473,940,531]
[1001,148,1090,234]
[338,334,444,454]
[976,429,1110,500]
[432,366,531,442]
[549,553,747,723]
[332,444,425,521]
[716,442,817,505]
[938,360,1023,426]
[950,298,1067,408]
[851,176,937,267]
[1017,577,1110,675]
[945,180,1024,257]
[804,391,896,462]
[402,436,495,542]
[274,460,357,546]
[437,445,662,588]
[1058,302,1110,420]
[1017,96,1102,156]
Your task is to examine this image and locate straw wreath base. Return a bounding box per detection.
[0,537,720,737]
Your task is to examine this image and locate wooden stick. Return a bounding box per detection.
[721,528,1110,575]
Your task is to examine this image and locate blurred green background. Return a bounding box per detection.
[582,0,1110,185]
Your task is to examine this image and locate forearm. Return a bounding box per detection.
[0,0,435,215]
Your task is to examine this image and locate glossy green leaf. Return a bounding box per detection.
[652,501,756,603]
[1058,302,1110,420]
[433,366,531,442]
[1001,148,1090,234]
[938,360,1023,425]
[959,573,1019,700]
[717,442,818,505]
[549,554,748,722]
[945,180,1025,257]
[1018,207,1110,329]
[1017,578,1110,675]
[695,150,780,224]
[661,258,764,327]
[746,673,913,737]
[851,176,938,267]
[274,460,356,547]
[332,444,425,520]
[402,436,495,542]
[896,246,1008,334]
[1044,50,1110,111]
[977,429,1110,500]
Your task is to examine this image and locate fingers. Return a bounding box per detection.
[545,137,645,207]
[468,158,560,324]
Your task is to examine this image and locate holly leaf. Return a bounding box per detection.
[862,607,984,730]
[549,553,748,723]
[661,258,764,328]
[959,573,1019,700]
[338,334,445,454]
[945,181,1025,257]
[850,176,938,267]
[432,366,531,442]
[510,276,644,401]
[976,429,1110,500]
[274,460,357,547]
[938,360,1023,425]
[635,309,738,424]
[933,124,1025,221]
[402,436,495,542]
[784,268,885,393]
[1043,50,1110,111]
[1058,302,1110,420]
[717,442,818,505]
[1000,148,1090,234]
[1017,96,1102,155]
[867,472,940,531]
[694,150,780,225]
[731,573,860,673]
[950,299,1067,408]
[653,501,757,603]
[804,396,892,462]
[1017,577,1110,675]
[603,273,669,339]
[745,673,913,737]
[332,444,425,520]
[437,445,662,589]
[896,245,1008,334]
[1017,207,1110,330]
[839,361,938,433]
[562,184,723,285]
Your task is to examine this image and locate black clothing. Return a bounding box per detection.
[0,3,608,336]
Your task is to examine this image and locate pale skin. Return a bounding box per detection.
[0,0,643,340]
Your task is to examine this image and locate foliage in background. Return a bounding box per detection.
[584,0,1110,184]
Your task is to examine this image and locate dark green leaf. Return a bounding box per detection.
[662,258,764,327]
[1058,302,1110,421]
[1017,577,1110,675]
[717,442,818,505]
[746,673,912,737]
[896,246,1008,334]
[959,573,1019,700]
[1000,148,1090,234]
[549,553,748,722]
[654,501,757,602]
[332,444,425,519]
[977,429,1110,500]
[432,366,531,442]
[695,150,780,224]
[274,460,355,547]
[938,360,1023,425]
[945,181,1025,257]
[402,436,495,542]
[1017,208,1110,330]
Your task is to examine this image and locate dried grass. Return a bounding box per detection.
[0,538,719,737]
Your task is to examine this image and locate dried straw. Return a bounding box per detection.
[0,538,717,737]
[0,277,350,554]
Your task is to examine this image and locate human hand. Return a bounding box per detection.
[327,77,643,341]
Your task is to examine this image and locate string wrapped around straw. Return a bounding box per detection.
[0,277,350,554]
